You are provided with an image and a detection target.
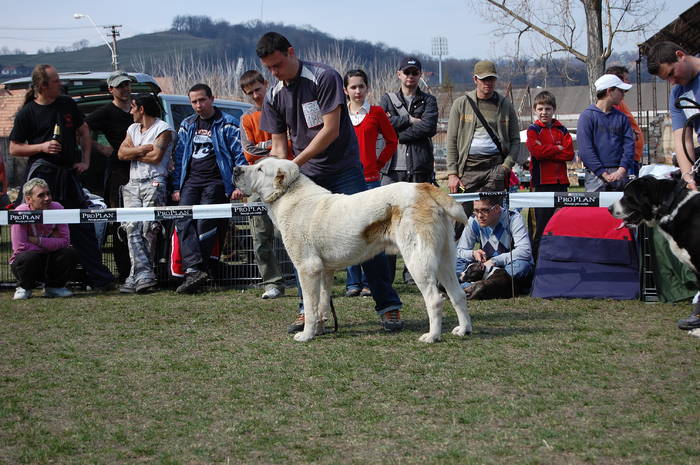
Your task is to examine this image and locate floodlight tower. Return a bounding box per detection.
[431,36,448,85]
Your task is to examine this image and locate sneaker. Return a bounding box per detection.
[360,287,372,297]
[175,270,208,294]
[13,287,32,300]
[261,287,283,299]
[345,288,361,297]
[380,310,404,332]
[287,313,305,333]
[135,280,158,293]
[677,314,700,330]
[44,287,73,298]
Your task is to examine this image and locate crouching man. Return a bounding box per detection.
[10,177,78,300]
[456,193,533,299]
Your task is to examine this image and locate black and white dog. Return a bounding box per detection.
[609,175,700,329]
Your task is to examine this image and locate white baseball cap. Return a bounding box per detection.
[594,74,632,92]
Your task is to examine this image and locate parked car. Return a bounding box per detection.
[3,71,251,193]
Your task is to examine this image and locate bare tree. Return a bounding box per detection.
[476,0,661,100]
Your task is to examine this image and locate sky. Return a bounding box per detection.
[0,1,692,61]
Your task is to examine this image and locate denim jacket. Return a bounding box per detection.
[171,109,247,197]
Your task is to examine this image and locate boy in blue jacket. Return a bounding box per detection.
[576,74,635,192]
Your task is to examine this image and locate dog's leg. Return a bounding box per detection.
[403,251,443,343]
[295,267,322,342]
[438,257,473,337]
[317,270,335,334]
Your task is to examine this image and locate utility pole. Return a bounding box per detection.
[73,14,122,71]
[104,25,122,71]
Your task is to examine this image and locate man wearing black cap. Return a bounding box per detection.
[380,57,437,186]
[380,56,438,284]
[446,60,520,216]
[85,70,134,282]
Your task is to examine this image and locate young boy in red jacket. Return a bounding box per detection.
[526,91,574,260]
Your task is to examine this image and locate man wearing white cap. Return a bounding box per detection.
[576,74,635,192]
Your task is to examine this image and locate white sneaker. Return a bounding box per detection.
[44,287,73,298]
[13,287,32,300]
[261,287,283,299]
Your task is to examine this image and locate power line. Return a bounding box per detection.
[0,26,95,30]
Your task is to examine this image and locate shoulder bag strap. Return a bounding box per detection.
[388,92,410,118]
[465,95,503,155]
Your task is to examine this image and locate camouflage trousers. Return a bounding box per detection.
[121,178,166,284]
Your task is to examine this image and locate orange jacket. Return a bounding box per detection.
[615,100,644,162]
[240,107,293,164]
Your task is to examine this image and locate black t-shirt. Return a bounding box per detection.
[187,109,223,187]
[10,96,85,168]
[85,102,133,178]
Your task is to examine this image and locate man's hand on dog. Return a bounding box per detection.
[472,249,487,263]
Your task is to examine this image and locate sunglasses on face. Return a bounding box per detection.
[473,204,498,216]
[402,69,420,76]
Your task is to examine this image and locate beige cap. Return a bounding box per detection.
[474,60,498,79]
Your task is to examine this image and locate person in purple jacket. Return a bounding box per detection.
[576,74,635,192]
[10,177,78,300]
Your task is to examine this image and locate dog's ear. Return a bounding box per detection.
[263,161,300,203]
[273,162,299,191]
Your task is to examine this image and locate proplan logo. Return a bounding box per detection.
[231,204,267,217]
[554,192,599,208]
[9,210,43,224]
[154,207,193,220]
[80,210,117,223]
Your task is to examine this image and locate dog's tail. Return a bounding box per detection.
[418,184,469,224]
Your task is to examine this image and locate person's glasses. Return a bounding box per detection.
[402,69,420,76]
[473,205,498,216]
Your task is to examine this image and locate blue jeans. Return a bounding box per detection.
[175,182,227,273]
[296,167,402,315]
[346,179,381,291]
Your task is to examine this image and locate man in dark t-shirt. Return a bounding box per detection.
[257,32,403,333]
[85,71,134,282]
[9,64,115,290]
[170,83,246,294]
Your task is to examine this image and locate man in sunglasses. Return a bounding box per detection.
[380,56,438,285]
[85,71,135,283]
[456,193,533,296]
[576,74,635,192]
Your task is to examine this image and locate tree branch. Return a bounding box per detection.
[483,0,587,61]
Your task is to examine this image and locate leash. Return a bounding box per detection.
[675,97,700,182]
[329,296,339,333]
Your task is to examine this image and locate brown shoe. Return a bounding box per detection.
[287,313,305,333]
[380,310,404,332]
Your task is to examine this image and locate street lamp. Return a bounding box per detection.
[73,13,119,70]
[431,36,448,85]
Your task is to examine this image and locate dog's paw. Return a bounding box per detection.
[293,331,315,342]
[451,325,471,337]
[418,332,441,343]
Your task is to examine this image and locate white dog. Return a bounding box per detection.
[234,158,472,342]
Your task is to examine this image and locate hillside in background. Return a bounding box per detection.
[0,17,652,86]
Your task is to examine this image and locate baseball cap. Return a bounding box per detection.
[399,56,422,72]
[107,71,132,88]
[474,60,498,79]
[594,74,632,92]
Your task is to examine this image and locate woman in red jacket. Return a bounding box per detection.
[343,69,398,297]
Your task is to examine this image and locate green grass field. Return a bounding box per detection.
[1,281,699,465]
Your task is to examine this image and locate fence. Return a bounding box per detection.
[0,215,296,290]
